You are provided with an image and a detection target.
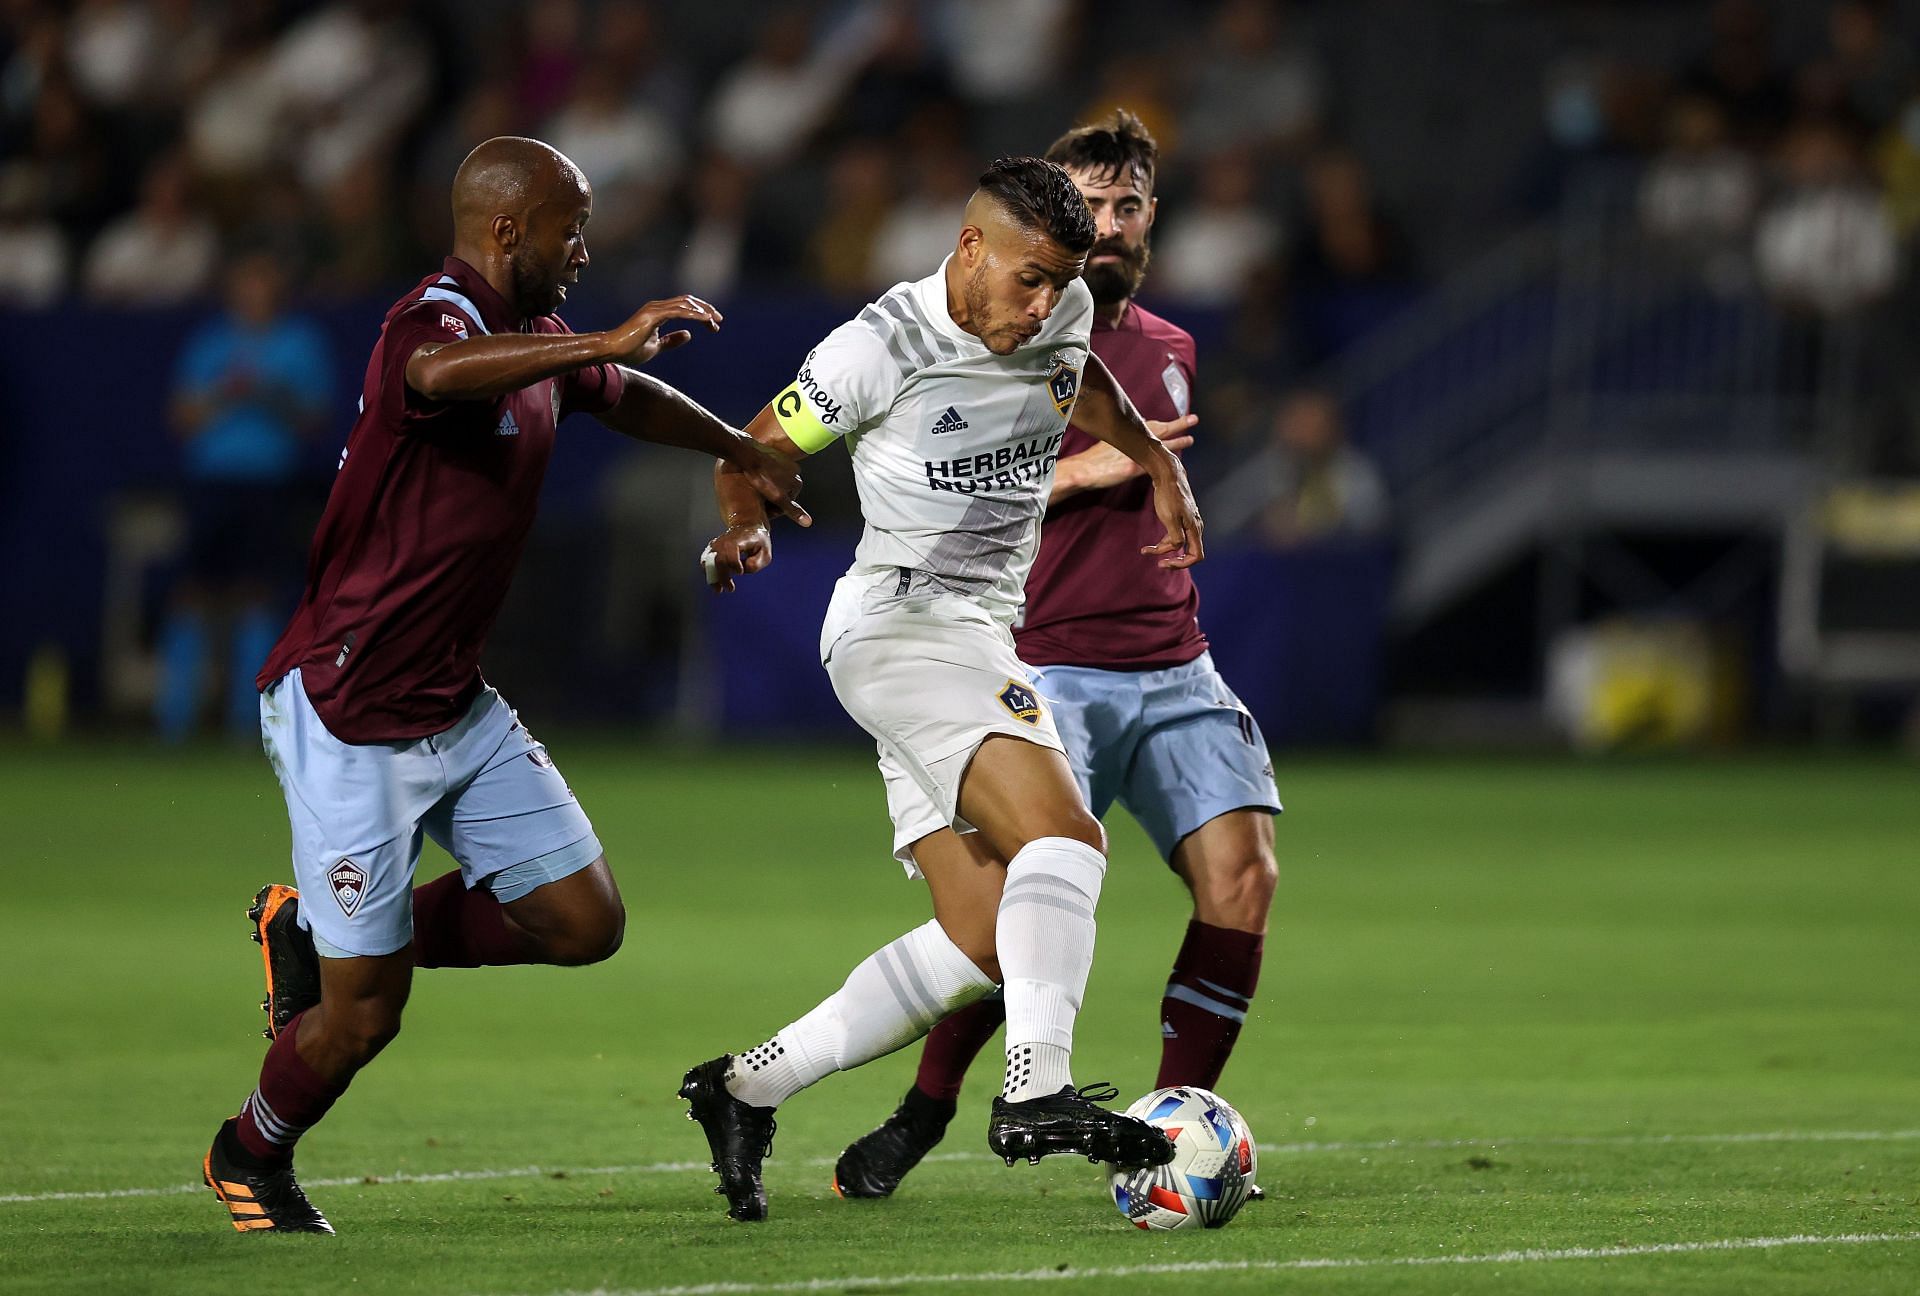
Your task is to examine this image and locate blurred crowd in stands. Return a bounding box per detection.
[3,0,1918,491]
[1549,0,1917,316]
[0,0,1347,309]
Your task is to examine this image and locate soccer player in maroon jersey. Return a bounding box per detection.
[200,136,805,1234]
[834,111,1282,1200]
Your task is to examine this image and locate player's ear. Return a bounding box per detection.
[493,213,519,252]
[956,223,983,268]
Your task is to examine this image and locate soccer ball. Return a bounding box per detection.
[1107,1086,1256,1230]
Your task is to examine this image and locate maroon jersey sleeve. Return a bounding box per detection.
[541,316,626,417]
[562,360,626,417]
[382,301,500,436]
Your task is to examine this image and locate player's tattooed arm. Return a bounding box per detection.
[1051,413,1198,503]
[704,402,813,593]
[1071,355,1205,568]
[405,295,724,402]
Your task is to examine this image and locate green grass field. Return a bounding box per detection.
[1,743,1916,1295]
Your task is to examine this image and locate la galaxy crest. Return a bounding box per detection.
[1047,349,1083,418]
[998,679,1043,725]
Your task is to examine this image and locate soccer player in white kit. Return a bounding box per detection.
[681,158,1205,1221]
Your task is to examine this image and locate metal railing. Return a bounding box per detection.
[1316,161,1858,619]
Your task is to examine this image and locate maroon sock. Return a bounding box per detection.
[914,994,1007,1102]
[1157,920,1264,1090]
[232,1011,351,1163]
[410,869,531,968]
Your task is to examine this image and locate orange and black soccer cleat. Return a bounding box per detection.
[203,1120,333,1234]
[249,884,320,1041]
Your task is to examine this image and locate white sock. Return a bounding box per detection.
[996,836,1106,1101]
[726,919,996,1109]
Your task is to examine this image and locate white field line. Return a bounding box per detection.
[3,1128,1917,1207]
[497,1233,1920,1296]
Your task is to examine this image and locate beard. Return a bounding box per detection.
[966,259,1020,353]
[510,254,563,316]
[1084,238,1150,306]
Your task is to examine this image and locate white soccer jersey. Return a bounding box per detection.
[771,257,1095,624]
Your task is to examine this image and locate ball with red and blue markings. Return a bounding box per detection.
[1106,1086,1256,1230]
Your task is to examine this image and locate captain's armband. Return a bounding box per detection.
[771,382,840,453]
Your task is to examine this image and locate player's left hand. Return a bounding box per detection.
[702,523,772,593]
[1143,455,1205,570]
[611,294,725,367]
[728,439,811,528]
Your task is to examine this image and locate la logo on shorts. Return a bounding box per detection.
[329,858,367,918]
[998,679,1043,725]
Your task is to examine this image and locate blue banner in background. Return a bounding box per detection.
[704,533,1392,748]
[0,298,1390,743]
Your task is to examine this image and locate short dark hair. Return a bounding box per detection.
[1045,109,1159,194]
[976,156,1097,255]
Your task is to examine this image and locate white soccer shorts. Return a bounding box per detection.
[822,569,1065,876]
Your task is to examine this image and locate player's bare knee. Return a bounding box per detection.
[560,898,629,967]
[580,899,626,964]
[542,906,624,966]
[1195,854,1276,930]
[1055,809,1106,856]
[600,899,627,960]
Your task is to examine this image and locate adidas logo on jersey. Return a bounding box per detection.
[495,410,520,438]
[930,406,968,435]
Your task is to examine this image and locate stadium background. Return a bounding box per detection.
[1,2,1917,1294]
[6,0,1919,745]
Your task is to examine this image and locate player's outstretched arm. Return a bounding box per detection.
[704,403,812,593]
[1051,412,1197,503]
[597,369,808,528]
[1070,355,1205,568]
[405,295,723,403]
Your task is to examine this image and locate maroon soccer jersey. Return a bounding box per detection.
[1014,300,1207,670]
[256,257,625,743]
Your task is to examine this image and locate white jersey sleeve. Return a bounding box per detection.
[769,317,905,452]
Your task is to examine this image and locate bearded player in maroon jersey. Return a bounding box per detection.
[200,136,805,1234]
[834,111,1280,1200]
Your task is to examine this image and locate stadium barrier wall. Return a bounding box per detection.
[0,298,1391,743]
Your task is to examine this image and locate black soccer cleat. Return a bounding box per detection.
[988,1083,1176,1168]
[249,884,320,1041]
[1247,1182,1267,1202]
[678,1056,777,1222]
[833,1085,957,1199]
[203,1119,333,1234]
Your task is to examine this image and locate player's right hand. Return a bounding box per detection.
[611,294,724,366]
[1063,414,1197,493]
[1143,455,1205,570]
[702,523,772,593]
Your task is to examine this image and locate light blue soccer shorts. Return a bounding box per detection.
[1031,651,1282,863]
[259,668,603,958]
